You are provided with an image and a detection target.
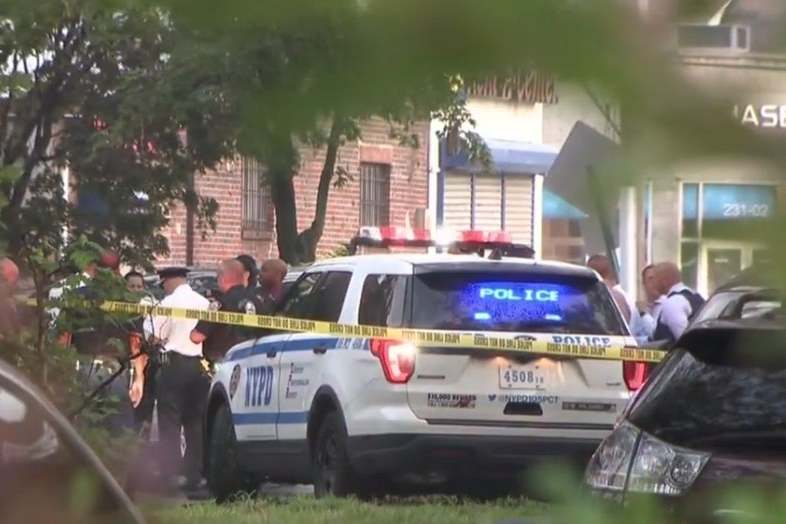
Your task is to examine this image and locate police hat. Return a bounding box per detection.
[157,267,189,280]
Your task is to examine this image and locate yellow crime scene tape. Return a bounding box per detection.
[91,300,666,364]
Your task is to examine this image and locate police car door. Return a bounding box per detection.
[228,275,321,442]
[277,269,353,442]
[228,335,288,442]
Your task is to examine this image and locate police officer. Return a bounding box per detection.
[190,259,261,362]
[144,267,210,494]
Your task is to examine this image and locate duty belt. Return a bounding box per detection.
[158,351,212,373]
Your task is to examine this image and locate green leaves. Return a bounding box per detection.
[65,235,104,271]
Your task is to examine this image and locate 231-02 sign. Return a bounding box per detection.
[722,203,770,218]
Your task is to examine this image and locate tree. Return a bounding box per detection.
[0,1,236,267]
[151,3,492,264]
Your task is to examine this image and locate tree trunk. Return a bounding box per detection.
[271,174,301,264]
[295,117,344,262]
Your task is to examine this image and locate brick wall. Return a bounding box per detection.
[158,117,429,267]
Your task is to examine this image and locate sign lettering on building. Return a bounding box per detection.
[467,71,558,105]
[734,104,786,129]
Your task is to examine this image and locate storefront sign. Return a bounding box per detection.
[467,72,558,104]
[734,104,786,128]
[701,184,777,220]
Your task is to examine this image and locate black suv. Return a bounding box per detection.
[585,317,786,519]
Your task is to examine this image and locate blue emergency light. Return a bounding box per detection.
[459,282,573,325]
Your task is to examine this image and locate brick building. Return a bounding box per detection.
[157,118,429,267]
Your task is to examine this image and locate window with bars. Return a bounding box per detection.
[242,157,269,233]
[359,163,391,227]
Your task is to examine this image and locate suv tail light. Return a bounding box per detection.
[623,361,652,391]
[370,339,416,384]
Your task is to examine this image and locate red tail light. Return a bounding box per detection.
[623,361,652,391]
[370,339,416,384]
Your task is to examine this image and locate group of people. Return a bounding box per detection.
[587,255,705,345]
[0,246,708,498]
[124,255,288,497]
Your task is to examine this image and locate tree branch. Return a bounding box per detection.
[295,115,345,262]
[310,116,343,237]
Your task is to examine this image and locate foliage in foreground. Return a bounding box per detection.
[151,466,786,524]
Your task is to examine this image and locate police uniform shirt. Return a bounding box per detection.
[143,283,210,357]
[655,283,694,342]
[194,285,255,360]
[254,289,281,316]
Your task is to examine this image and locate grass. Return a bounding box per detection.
[150,495,547,524]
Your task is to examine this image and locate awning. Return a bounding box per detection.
[546,121,621,254]
[440,136,558,174]
[543,190,588,220]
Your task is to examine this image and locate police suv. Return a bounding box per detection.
[205,228,644,500]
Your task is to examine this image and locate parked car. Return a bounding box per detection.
[691,266,781,325]
[585,316,786,519]
[0,358,144,524]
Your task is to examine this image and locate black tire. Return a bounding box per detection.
[312,411,358,497]
[206,403,257,503]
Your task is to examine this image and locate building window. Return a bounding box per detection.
[681,183,699,238]
[242,157,268,233]
[359,163,390,227]
[680,241,699,290]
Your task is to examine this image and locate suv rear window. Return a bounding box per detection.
[410,272,626,335]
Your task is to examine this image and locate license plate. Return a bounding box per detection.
[499,364,547,390]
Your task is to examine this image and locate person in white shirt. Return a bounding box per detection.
[652,262,705,344]
[143,267,210,495]
[587,254,648,340]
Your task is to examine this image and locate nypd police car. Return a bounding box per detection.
[204,228,644,500]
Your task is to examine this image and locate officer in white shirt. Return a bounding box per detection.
[652,262,705,344]
[144,267,210,493]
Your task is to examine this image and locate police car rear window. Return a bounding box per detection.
[410,272,626,335]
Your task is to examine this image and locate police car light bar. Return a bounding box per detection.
[353,226,433,248]
[350,227,532,254]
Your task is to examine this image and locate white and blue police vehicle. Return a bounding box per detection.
[204,228,643,500]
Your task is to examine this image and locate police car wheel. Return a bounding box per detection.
[312,412,358,498]
[206,403,257,503]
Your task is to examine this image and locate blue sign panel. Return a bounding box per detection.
[702,184,777,220]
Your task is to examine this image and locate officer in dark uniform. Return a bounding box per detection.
[236,254,259,290]
[190,259,262,362]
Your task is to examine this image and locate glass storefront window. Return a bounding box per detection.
[682,183,699,238]
[680,241,699,289]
